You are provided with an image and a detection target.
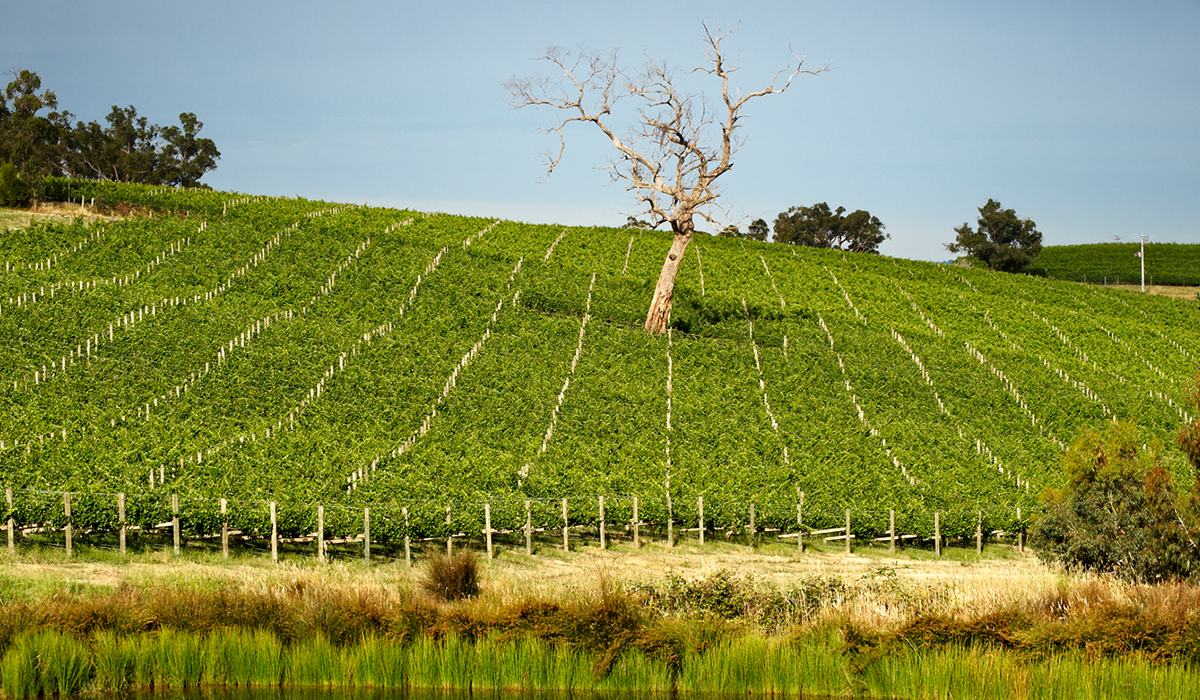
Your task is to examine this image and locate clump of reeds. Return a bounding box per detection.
[420,549,479,602]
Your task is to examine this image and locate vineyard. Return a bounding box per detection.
[1029,242,1200,287]
[2,179,1199,556]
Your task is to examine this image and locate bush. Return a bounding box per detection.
[420,549,480,602]
[1030,419,1200,581]
[0,162,32,208]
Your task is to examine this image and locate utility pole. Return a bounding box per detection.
[1135,235,1148,293]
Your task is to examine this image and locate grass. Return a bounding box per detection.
[6,543,1200,698]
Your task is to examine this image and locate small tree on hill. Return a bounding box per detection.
[772,202,888,253]
[506,24,826,334]
[946,198,1042,272]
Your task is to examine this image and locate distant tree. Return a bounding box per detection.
[506,24,826,334]
[719,224,741,237]
[946,198,1042,272]
[622,215,651,230]
[772,202,888,253]
[747,218,769,242]
[0,70,219,195]
[0,70,68,184]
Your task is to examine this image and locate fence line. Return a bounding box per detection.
[1,487,1029,564]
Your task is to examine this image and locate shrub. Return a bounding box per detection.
[0,161,32,208]
[421,549,480,602]
[1030,419,1199,581]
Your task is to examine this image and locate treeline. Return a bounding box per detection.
[0,70,218,206]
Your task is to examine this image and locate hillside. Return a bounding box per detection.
[2,180,1198,545]
[1029,242,1200,287]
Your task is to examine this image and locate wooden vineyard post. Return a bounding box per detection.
[118,493,126,557]
[844,509,851,554]
[485,503,493,560]
[524,500,532,556]
[976,510,983,555]
[797,492,805,553]
[934,512,941,557]
[64,492,72,557]
[598,496,605,550]
[668,512,674,548]
[220,498,229,559]
[1017,507,1024,553]
[269,501,278,562]
[172,494,181,556]
[561,498,569,551]
[632,497,640,549]
[889,509,896,554]
[317,505,325,563]
[446,505,453,556]
[749,503,756,546]
[6,488,14,554]
[403,507,411,567]
[364,508,371,564]
[698,496,704,546]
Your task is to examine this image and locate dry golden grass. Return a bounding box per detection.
[1090,282,1200,300]
[0,538,1062,629]
[0,203,116,230]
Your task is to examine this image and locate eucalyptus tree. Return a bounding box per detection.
[506,24,825,334]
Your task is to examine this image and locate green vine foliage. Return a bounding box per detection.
[0,180,1197,547]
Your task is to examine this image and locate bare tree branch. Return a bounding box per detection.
[506,24,827,333]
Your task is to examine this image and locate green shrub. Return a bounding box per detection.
[0,161,32,208]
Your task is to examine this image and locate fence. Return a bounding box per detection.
[2,488,1028,564]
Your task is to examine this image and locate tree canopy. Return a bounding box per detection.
[0,70,219,204]
[946,198,1041,272]
[772,203,888,253]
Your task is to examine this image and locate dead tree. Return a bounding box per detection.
[506,23,826,334]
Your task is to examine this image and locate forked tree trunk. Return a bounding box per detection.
[644,217,694,335]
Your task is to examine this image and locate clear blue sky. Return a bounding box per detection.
[5,0,1197,260]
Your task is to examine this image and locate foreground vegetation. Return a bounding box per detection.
[2,179,1199,550]
[5,545,1200,699]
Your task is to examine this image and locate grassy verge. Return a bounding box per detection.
[4,542,1200,698]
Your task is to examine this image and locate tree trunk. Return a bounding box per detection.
[644,217,694,335]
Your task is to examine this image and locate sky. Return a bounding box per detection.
[4,0,1198,261]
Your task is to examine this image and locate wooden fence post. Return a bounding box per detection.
[485,503,493,560]
[403,507,411,567]
[118,493,126,557]
[845,508,851,554]
[668,511,675,548]
[525,500,532,556]
[889,509,896,554]
[698,496,704,546]
[270,501,278,562]
[1017,507,1024,553]
[7,488,14,554]
[797,492,805,553]
[561,498,569,551]
[749,503,756,545]
[632,497,640,549]
[317,504,325,563]
[364,507,371,564]
[220,498,228,559]
[976,510,983,555]
[172,493,180,556]
[934,512,941,557]
[446,505,453,556]
[64,492,72,557]
[599,496,605,550]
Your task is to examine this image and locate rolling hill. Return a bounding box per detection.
[2,179,1198,545]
